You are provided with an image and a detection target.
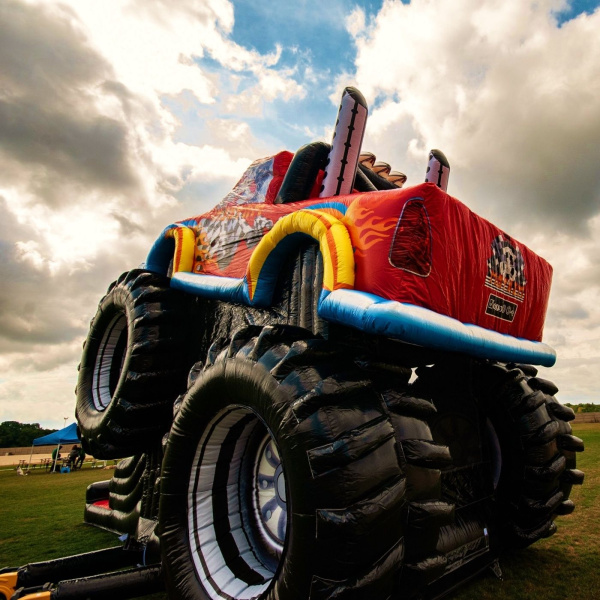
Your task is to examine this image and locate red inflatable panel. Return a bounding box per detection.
[345,183,552,342]
[177,157,551,343]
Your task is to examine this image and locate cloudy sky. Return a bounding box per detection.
[1,0,599,429]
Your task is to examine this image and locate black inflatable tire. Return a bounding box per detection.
[375,375,455,590]
[409,361,508,592]
[76,269,192,459]
[477,362,584,548]
[159,325,406,600]
[416,360,584,555]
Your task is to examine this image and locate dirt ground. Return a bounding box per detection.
[0,453,97,470]
[0,452,53,468]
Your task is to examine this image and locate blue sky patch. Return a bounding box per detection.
[555,0,599,25]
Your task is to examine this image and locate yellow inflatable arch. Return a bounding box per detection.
[246,209,355,304]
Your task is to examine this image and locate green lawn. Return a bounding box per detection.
[0,466,119,567]
[453,423,600,600]
[1,424,598,599]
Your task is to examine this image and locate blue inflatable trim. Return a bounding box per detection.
[145,219,201,275]
[144,225,177,275]
[171,272,250,305]
[169,272,556,366]
[302,201,348,215]
[320,289,557,367]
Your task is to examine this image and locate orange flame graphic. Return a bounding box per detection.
[345,206,397,257]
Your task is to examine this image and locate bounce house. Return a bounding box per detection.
[1,88,584,600]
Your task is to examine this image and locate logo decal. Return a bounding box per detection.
[486,294,518,322]
[485,235,526,302]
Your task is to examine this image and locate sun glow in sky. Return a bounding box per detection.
[1,0,599,428]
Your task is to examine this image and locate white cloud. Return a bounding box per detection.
[346,7,366,39]
[1,0,599,430]
[0,362,80,430]
[0,0,304,276]
[531,215,600,401]
[62,0,220,104]
[351,0,600,230]
[0,0,310,427]
[346,0,600,403]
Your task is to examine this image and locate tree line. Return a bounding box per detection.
[0,421,58,448]
[563,403,600,413]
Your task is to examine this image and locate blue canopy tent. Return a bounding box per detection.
[33,423,80,446]
[27,423,81,471]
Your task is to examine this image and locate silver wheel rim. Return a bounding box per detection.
[255,436,287,553]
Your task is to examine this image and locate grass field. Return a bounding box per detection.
[454,422,600,600]
[1,423,598,599]
[0,467,120,568]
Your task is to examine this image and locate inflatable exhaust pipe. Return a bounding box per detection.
[372,161,391,178]
[425,148,450,192]
[389,171,407,188]
[320,87,368,197]
[359,151,376,169]
[357,152,407,189]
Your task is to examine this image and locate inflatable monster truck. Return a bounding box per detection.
[4,88,582,600]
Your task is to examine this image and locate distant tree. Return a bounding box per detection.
[0,421,58,448]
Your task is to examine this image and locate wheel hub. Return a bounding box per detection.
[256,438,287,547]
